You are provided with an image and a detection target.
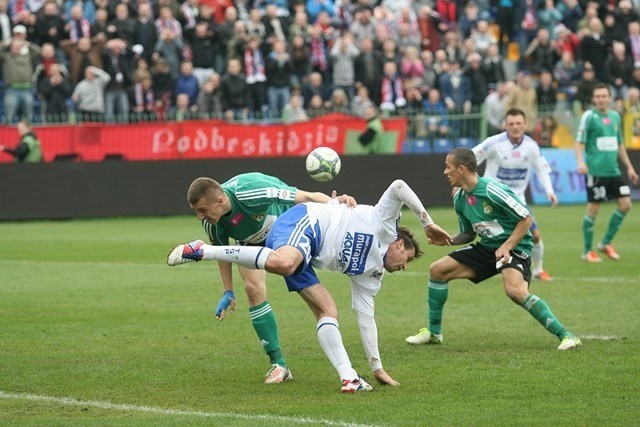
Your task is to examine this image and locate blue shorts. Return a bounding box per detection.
[266,204,323,292]
[527,206,538,233]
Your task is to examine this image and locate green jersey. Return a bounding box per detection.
[576,108,622,177]
[453,177,533,256]
[202,173,297,246]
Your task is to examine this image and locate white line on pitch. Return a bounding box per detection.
[0,391,376,427]
[579,335,626,341]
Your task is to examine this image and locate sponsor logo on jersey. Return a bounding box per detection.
[339,232,373,275]
[467,195,477,205]
[483,201,493,214]
[496,167,527,181]
[231,213,244,225]
[602,117,611,125]
[251,213,265,222]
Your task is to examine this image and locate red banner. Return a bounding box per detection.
[0,114,407,163]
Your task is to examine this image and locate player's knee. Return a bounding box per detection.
[429,260,447,281]
[619,198,632,213]
[269,257,301,276]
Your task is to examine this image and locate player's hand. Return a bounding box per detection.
[215,290,236,320]
[577,162,588,175]
[331,190,357,208]
[494,247,512,268]
[628,168,639,186]
[425,224,453,246]
[373,368,400,386]
[548,193,558,206]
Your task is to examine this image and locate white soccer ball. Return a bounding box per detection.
[305,147,341,182]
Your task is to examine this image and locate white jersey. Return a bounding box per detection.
[304,181,419,317]
[472,132,555,203]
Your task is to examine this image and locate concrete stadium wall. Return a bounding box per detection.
[0,155,455,220]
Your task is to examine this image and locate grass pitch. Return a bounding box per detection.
[1,205,639,426]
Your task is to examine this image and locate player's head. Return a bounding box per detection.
[384,226,422,273]
[505,108,526,142]
[592,83,611,112]
[17,119,31,136]
[444,148,477,187]
[187,177,230,224]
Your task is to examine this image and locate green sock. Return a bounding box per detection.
[602,209,626,245]
[522,294,568,339]
[582,214,596,254]
[250,301,286,367]
[428,279,448,335]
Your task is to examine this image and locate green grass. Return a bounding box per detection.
[1,205,639,426]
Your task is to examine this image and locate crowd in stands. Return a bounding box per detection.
[2,0,640,131]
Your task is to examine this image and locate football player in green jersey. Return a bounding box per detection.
[574,84,638,262]
[184,172,356,384]
[406,148,581,350]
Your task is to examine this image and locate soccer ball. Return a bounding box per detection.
[305,147,341,182]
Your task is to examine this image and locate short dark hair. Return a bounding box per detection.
[505,107,526,120]
[449,148,477,173]
[397,226,423,259]
[593,83,611,95]
[187,177,224,205]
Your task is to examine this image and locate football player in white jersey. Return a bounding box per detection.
[472,108,558,281]
[168,180,452,393]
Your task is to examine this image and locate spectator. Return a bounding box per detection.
[301,71,331,107]
[220,58,249,120]
[107,3,136,45]
[485,81,514,136]
[422,88,449,141]
[536,70,557,107]
[64,4,91,42]
[34,1,64,46]
[522,28,557,75]
[281,92,308,123]
[243,35,268,117]
[64,0,95,26]
[175,60,199,106]
[308,24,329,80]
[91,8,109,40]
[578,17,608,82]
[0,119,42,162]
[354,37,382,104]
[465,52,488,108]
[379,61,406,113]
[458,1,479,39]
[129,71,157,122]
[537,0,563,38]
[134,2,157,63]
[396,21,420,55]
[435,0,458,34]
[288,10,309,40]
[329,88,350,114]
[35,59,71,123]
[470,19,497,55]
[554,24,580,59]
[506,72,538,133]
[266,39,292,116]
[553,51,580,101]
[60,35,105,85]
[305,94,326,118]
[604,41,633,101]
[630,62,640,90]
[516,0,539,54]
[189,21,216,85]
[482,43,506,86]
[380,38,401,67]
[0,0,11,44]
[103,38,132,122]
[226,20,250,61]
[306,0,335,24]
[400,45,424,88]
[349,6,376,45]
[246,7,266,39]
[416,5,441,53]
[289,34,310,88]
[0,29,40,122]
[214,6,237,72]
[195,73,223,119]
[575,65,599,109]
[151,56,174,119]
[558,0,583,34]
[330,32,359,101]
[155,6,183,43]
[72,65,110,122]
[610,0,639,42]
[419,49,437,94]
[169,92,198,121]
[262,4,289,45]
[438,60,471,113]
[153,27,184,80]
[627,21,640,65]
[441,30,464,65]
[350,85,374,118]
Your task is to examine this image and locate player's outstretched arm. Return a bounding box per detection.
[215,261,236,320]
[424,223,453,246]
[373,368,399,386]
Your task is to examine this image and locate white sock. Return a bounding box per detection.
[316,317,357,381]
[201,244,271,269]
[532,240,544,274]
